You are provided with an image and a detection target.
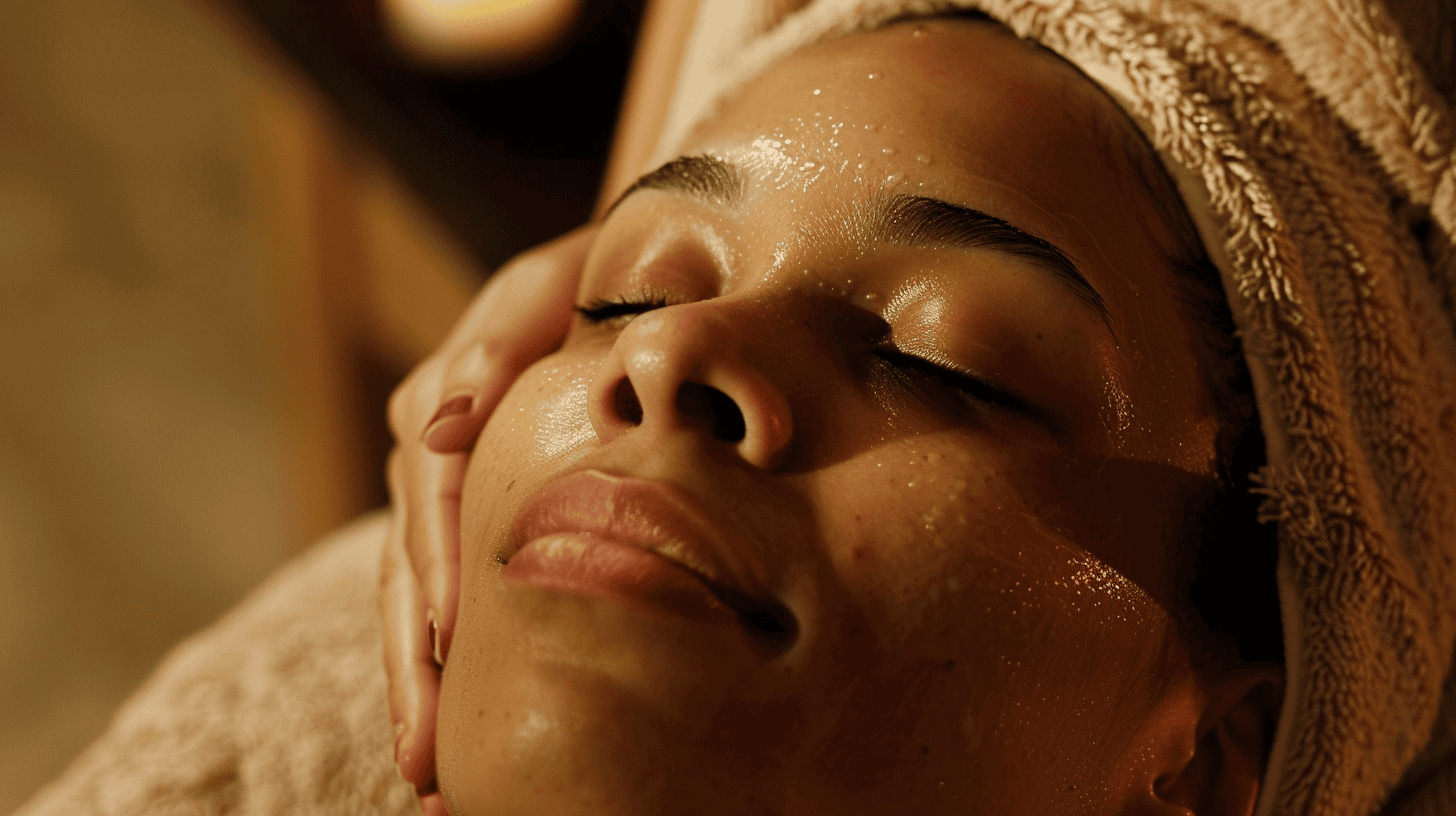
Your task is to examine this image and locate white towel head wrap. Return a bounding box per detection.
[650,2,1456,814]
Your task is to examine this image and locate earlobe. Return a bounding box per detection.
[1151,667,1284,816]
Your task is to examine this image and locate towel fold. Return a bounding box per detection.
[11,513,415,816]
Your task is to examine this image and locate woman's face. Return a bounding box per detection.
[440,19,1223,816]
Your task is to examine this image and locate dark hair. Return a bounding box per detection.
[1111,118,1285,669]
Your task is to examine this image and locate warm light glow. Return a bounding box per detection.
[382,0,584,67]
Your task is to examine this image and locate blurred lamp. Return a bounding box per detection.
[382,0,586,67]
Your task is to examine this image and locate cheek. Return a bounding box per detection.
[810,435,1078,640]
[484,354,598,463]
[814,442,1022,636]
[462,351,602,567]
[528,365,595,461]
[798,437,1175,795]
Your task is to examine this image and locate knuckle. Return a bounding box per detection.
[385,452,411,505]
[387,359,446,436]
[478,334,518,366]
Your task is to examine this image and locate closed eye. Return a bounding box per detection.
[872,347,1034,416]
[576,299,1037,417]
[575,293,674,324]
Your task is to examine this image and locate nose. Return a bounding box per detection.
[587,304,794,469]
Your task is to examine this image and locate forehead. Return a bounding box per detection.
[687,19,1141,247]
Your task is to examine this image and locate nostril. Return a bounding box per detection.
[707,390,747,443]
[613,378,644,426]
[676,383,747,443]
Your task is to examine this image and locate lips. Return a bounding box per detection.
[502,470,796,646]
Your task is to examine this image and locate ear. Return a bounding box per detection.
[1151,666,1284,816]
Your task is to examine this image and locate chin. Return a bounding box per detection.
[435,584,793,816]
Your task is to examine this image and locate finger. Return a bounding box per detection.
[390,222,599,606]
[380,223,599,798]
[418,791,451,816]
[406,226,598,659]
[420,225,597,454]
[389,447,465,661]
[448,223,596,358]
[381,500,440,790]
[388,352,447,448]
[399,448,466,662]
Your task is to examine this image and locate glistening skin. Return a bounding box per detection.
[437,18,1280,816]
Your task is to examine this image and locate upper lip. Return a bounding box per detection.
[505,470,795,642]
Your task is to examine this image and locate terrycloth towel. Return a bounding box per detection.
[13,3,1454,816]
[11,513,416,816]
[649,1,1456,815]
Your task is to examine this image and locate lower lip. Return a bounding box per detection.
[502,533,739,625]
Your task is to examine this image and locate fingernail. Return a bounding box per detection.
[422,394,474,438]
[423,394,482,452]
[428,610,444,667]
[393,719,410,763]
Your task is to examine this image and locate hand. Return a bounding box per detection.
[381,225,596,812]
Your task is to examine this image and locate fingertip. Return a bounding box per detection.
[419,791,451,816]
[395,710,438,788]
[556,221,599,254]
[502,221,596,275]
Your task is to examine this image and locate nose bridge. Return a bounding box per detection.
[587,300,795,469]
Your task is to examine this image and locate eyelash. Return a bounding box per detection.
[574,295,1032,415]
[575,292,676,323]
[870,347,1032,415]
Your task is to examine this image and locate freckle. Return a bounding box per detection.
[920,746,931,756]
[855,514,863,522]
[945,658,955,668]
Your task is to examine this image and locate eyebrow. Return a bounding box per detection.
[605,155,744,215]
[875,194,1112,330]
[608,155,1110,331]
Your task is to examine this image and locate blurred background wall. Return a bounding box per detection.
[0,1,291,807]
[0,0,638,809]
